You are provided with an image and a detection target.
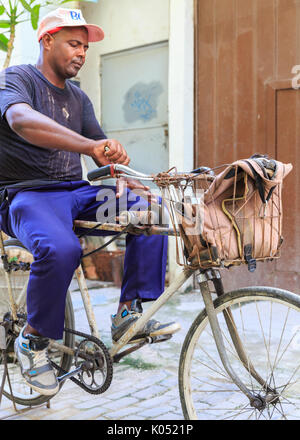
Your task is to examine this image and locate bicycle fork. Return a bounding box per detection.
[197,270,266,410]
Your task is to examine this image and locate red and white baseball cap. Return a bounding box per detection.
[37,8,105,42]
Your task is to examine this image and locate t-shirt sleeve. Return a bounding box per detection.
[81,91,107,141]
[0,67,34,119]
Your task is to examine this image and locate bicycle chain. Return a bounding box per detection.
[50,328,113,395]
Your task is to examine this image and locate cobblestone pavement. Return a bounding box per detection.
[1,278,204,420]
[2,278,300,420]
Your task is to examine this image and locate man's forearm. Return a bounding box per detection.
[6,103,96,156]
[6,103,130,167]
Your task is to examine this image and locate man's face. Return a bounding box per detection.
[46,27,89,79]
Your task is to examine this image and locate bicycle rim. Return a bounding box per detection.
[0,242,75,407]
[179,286,300,420]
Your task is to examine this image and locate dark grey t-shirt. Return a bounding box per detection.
[0,64,106,186]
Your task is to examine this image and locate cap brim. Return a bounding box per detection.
[84,24,105,42]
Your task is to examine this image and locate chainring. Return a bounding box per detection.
[52,328,113,395]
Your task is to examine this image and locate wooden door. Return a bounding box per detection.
[194,0,300,292]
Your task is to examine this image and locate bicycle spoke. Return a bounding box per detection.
[193,343,228,379]
[263,323,300,395]
[222,407,254,420]
[236,301,257,392]
[271,329,299,377]
[192,358,228,381]
[278,362,300,397]
[255,300,273,386]
[279,394,299,407]
[268,301,273,356]
[247,408,257,420]
[270,306,290,370]
[180,292,300,420]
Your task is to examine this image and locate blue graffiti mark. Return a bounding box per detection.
[130,90,155,121]
[123,81,163,123]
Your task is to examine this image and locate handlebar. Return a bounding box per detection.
[87,164,153,182]
[87,164,215,183]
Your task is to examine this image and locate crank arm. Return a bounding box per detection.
[57,366,82,383]
[57,361,92,384]
[113,334,173,363]
[147,334,172,344]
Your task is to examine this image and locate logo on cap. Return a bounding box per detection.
[70,11,82,21]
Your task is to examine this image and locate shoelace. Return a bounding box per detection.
[32,348,50,369]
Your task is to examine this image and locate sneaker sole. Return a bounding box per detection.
[21,377,59,396]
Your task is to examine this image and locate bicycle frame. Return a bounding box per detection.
[0,172,270,410]
[51,220,268,408]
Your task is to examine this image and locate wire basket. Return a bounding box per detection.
[154,159,288,272]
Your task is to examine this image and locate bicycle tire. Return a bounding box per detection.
[179,286,300,420]
[0,240,75,407]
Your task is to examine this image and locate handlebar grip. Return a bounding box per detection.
[87,165,113,181]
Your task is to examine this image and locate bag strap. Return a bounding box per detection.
[244,244,257,272]
[243,159,275,204]
[222,173,257,272]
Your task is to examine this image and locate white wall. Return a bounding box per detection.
[169,0,194,174]
[80,0,170,121]
[168,0,194,282]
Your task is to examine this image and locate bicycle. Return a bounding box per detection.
[0,162,299,420]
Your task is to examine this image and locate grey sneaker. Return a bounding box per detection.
[111,299,181,343]
[14,326,59,396]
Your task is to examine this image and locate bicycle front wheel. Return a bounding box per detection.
[179,286,300,420]
[0,240,75,407]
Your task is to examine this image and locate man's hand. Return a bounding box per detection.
[116,177,159,204]
[92,139,130,166]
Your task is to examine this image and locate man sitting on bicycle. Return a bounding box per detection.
[0,8,180,396]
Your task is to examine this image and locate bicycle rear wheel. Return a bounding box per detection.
[179,286,300,420]
[0,240,75,407]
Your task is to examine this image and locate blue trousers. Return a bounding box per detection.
[0,181,168,339]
